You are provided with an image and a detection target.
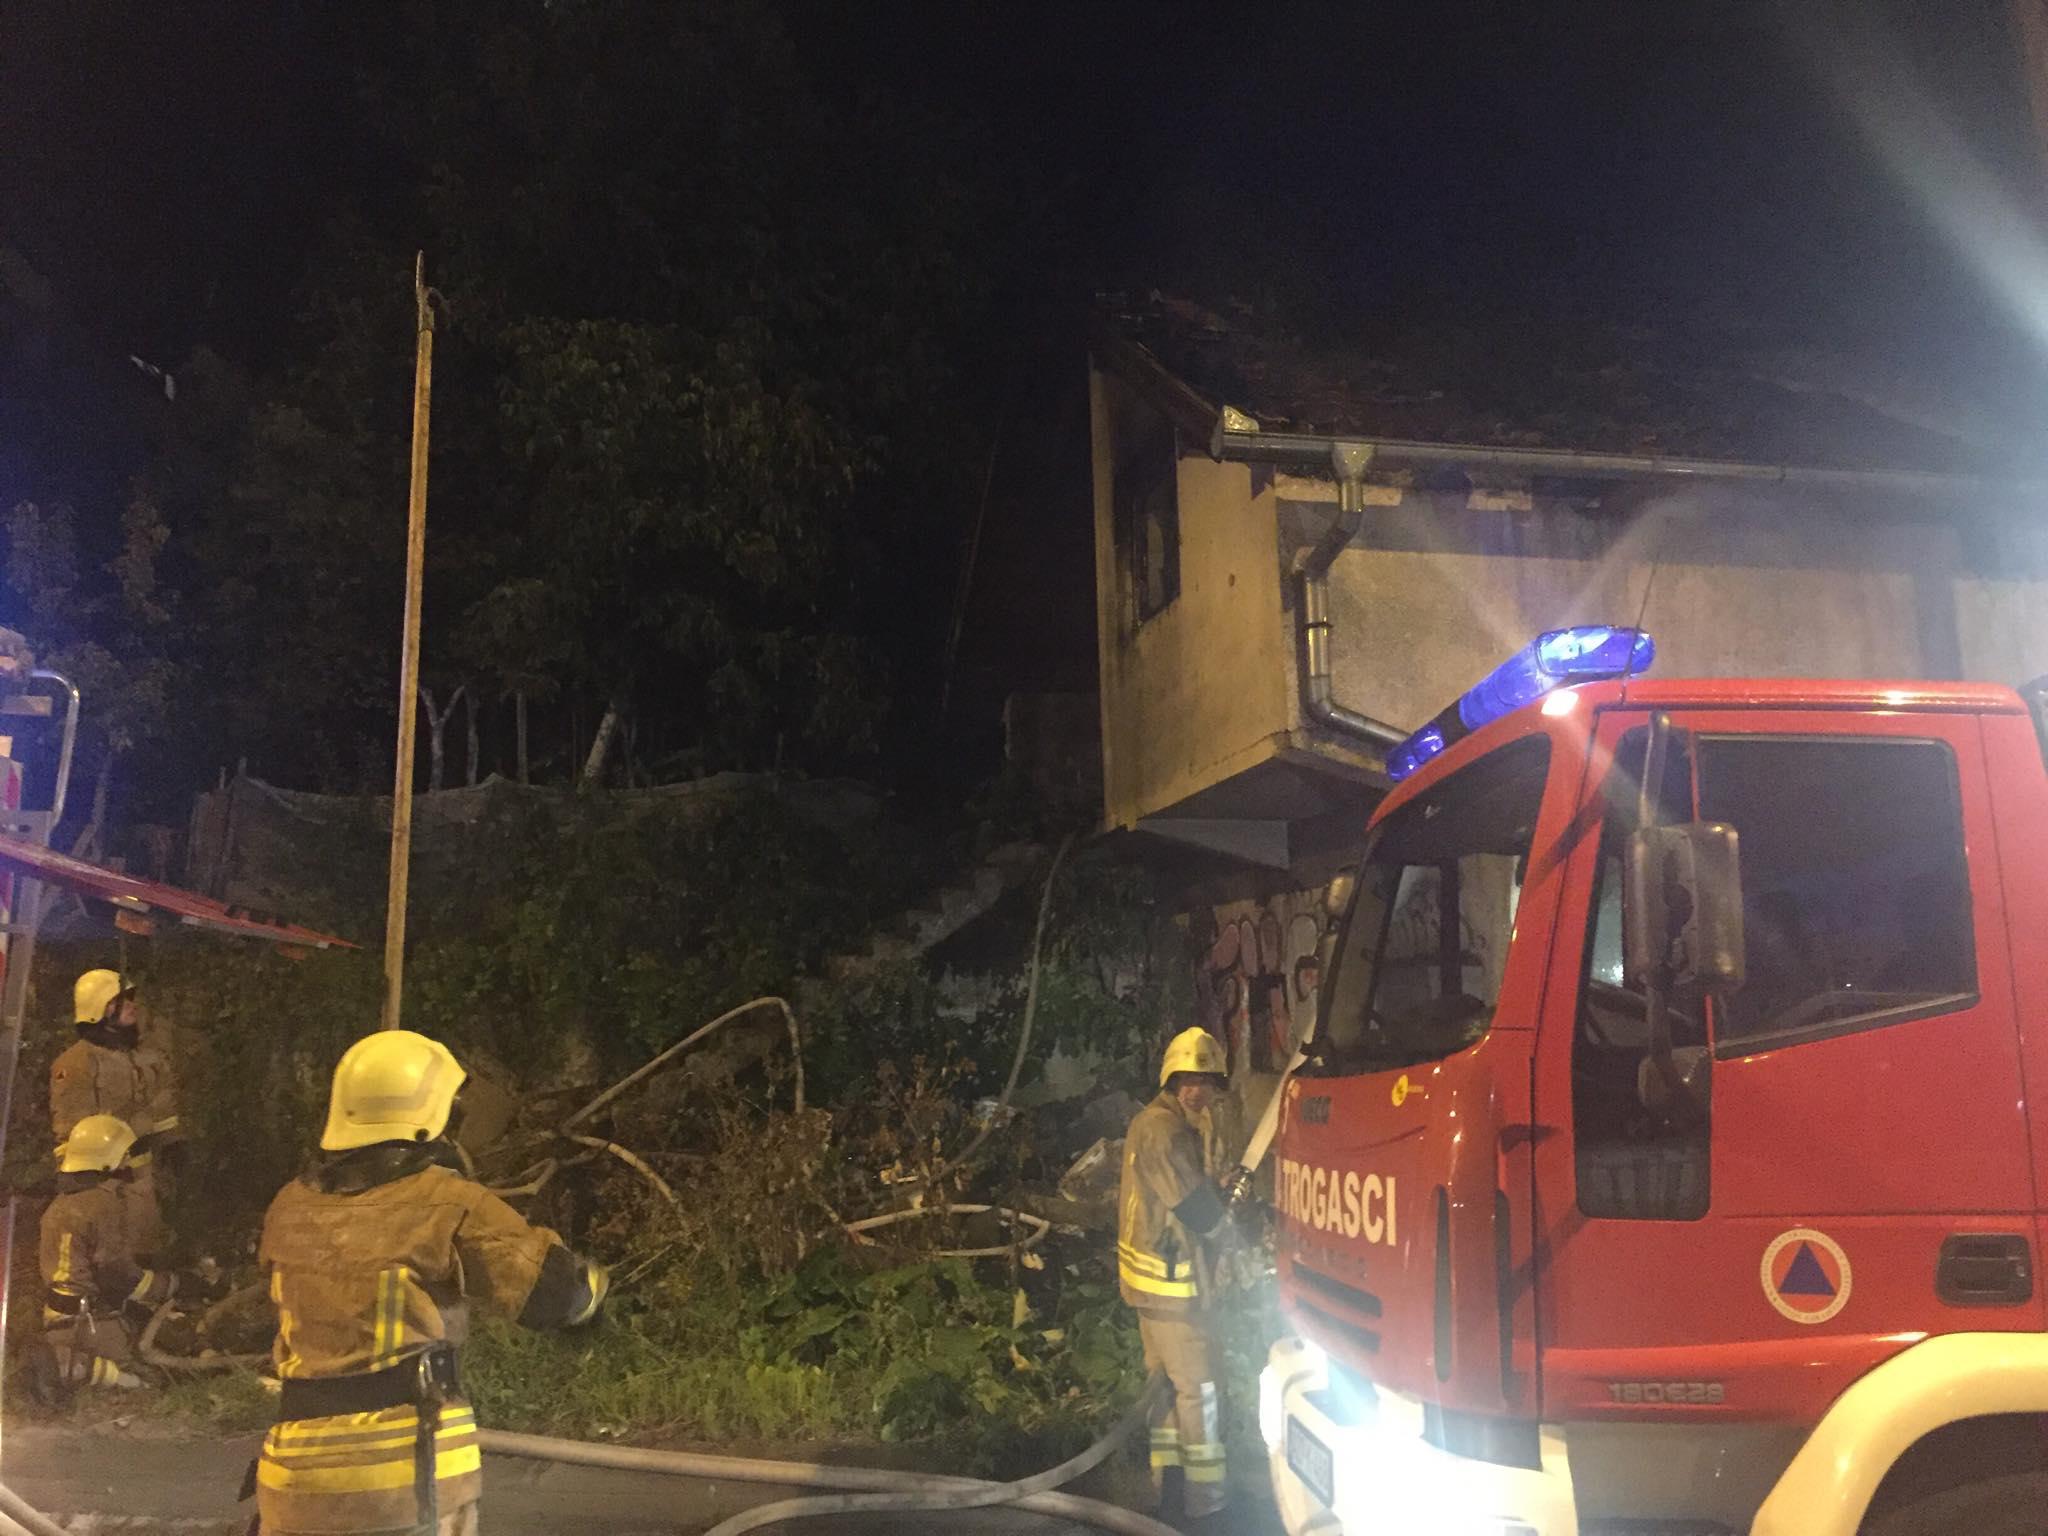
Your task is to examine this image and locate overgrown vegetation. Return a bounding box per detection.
[5,787,1279,1492]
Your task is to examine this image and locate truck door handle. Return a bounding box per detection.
[1936,1234,2032,1307]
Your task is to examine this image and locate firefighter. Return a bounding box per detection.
[51,969,180,1255]
[39,1113,177,1391]
[254,1029,608,1536]
[1119,1026,1234,1524]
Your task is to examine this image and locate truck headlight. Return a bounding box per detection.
[1259,1363,1284,1447]
[1259,1337,1327,1448]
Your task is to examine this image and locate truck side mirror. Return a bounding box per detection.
[1623,822,1745,998]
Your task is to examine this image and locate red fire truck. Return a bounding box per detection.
[1260,628,2048,1536]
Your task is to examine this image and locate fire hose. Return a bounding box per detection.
[480,1369,1177,1536]
[66,1345,1178,1536]
[0,1481,70,1536]
[139,1282,270,1373]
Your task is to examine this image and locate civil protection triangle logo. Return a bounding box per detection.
[1760,1227,1852,1325]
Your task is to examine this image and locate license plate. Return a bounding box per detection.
[1285,1415,1335,1508]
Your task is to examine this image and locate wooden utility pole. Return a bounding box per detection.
[381,254,436,1031]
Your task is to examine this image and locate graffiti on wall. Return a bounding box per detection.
[1188,891,1331,1075]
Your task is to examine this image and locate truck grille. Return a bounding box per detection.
[1291,1259,1383,1317]
[1295,1297,1380,1355]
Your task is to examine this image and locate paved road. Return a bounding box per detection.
[0,1424,1150,1536]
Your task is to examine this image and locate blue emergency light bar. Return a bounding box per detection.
[1386,625,1655,782]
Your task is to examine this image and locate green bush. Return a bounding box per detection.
[393,787,919,1075]
[458,1241,1145,1475]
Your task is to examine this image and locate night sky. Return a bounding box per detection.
[5,0,2044,721]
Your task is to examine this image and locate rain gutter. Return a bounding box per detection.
[1208,418,2048,497]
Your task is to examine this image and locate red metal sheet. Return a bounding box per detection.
[0,832,356,949]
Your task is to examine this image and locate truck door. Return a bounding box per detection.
[1280,726,1573,1429]
[1533,706,2041,1428]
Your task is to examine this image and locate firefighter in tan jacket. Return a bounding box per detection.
[255,1030,607,1535]
[51,970,179,1254]
[39,1113,177,1390]
[1119,1027,1233,1524]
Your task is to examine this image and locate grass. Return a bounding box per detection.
[462,1316,863,1446]
[153,1368,277,1433]
[458,1248,1155,1478]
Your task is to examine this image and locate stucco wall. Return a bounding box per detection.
[1307,482,2048,736]
[1092,368,1292,829]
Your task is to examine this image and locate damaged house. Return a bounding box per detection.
[1088,292,2048,1118]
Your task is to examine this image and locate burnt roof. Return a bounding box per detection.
[1095,291,2042,479]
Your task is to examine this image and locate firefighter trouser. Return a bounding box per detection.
[42,1311,136,1389]
[260,1512,477,1536]
[1138,1310,1227,1516]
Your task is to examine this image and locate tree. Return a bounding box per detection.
[490,314,880,782]
[145,293,417,794]
[160,0,1010,793]
[50,0,1052,799]
[3,492,182,845]
[418,683,466,792]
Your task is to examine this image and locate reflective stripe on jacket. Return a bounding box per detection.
[1117,1091,1227,1315]
[256,1159,562,1533]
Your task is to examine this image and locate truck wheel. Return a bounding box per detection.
[1863,1472,2048,1535]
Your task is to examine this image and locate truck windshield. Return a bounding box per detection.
[1316,735,1551,1073]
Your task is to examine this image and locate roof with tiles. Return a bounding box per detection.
[1095,290,2046,479]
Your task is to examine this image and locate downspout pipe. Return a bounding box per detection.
[1297,443,1406,750]
[1213,434,1408,753]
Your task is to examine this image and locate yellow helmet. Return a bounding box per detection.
[74,969,130,1025]
[60,1114,137,1173]
[321,1030,467,1151]
[1159,1026,1228,1087]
